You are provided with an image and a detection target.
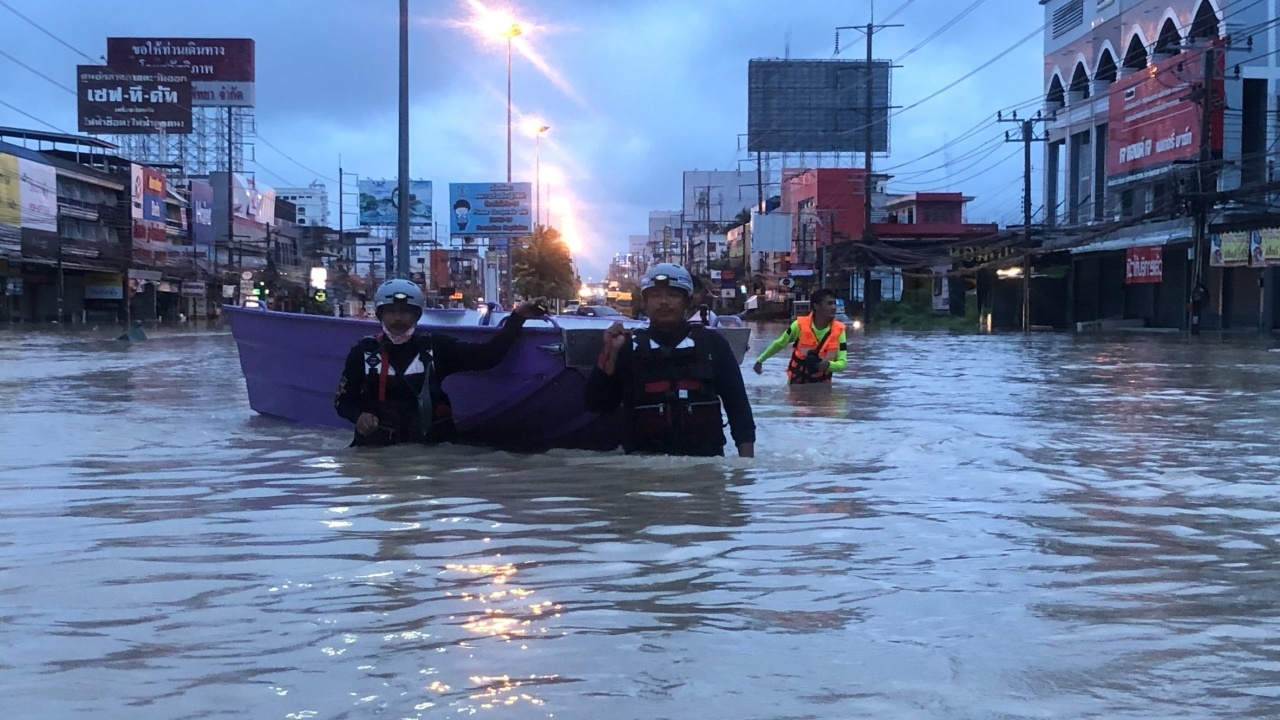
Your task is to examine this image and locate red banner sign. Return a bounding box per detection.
[1125,246,1163,284]
[1107,42,1223,185]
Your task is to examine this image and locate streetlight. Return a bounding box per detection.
[534,124,549,228]
[503,22,522,183]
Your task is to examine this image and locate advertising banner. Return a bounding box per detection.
[78,66,193,134]
[1125,246,1163,284]
[189,180,214,248]
[20,159,57,232]
[0,153,18,226]
[1210,231,1249,267]
[448,182,533,236]
[788,262,815,277]
[1255,229,1280,266]
[357,179,432,226]
[429,249,451,291]
[1106,42,1223,186]
[106,38,255,107]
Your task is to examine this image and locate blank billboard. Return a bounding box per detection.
[748,59,890,153]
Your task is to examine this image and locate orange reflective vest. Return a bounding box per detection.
[786,315,844,384]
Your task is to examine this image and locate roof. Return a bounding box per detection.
[0,140,125,190]
[0,127,118,150]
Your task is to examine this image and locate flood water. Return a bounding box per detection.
[3,324,1280,719]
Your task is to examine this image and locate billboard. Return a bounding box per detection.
[1125,246,1163,284]
[448,182,533,236]
[131,164,168,263]
[1106,43,1224,186]
[748,59,891,153]
[1255,229,1280,266]
[750,211,792,252]
[357,179,432,226]
[0,155,57,232]
[78,66,192,134]
[106,38,256,107]
[189,180,214,248]
[1210,232,1249,267]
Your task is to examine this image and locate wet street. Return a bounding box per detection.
[3,324,1280,719]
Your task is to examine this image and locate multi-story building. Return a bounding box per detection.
[1040,0,1280,331]
[276,181,330,228]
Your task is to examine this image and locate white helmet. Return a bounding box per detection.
[374,279,424,311]
[641,263,693,296]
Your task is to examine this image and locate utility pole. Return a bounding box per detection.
[396,0,411,279]
[1189,42,1218,336]
[225,106,235,301]
[999,109,1047,333]
[837,20,899,327]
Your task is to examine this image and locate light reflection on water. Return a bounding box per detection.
[2,326,1280,718]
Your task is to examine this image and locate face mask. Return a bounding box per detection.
[381,324,416,345]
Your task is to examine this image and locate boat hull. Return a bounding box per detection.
[223,306,750,452]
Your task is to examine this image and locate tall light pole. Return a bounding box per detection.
[535,124,549,227]
[504,23,522,183]
[396,0,410,278]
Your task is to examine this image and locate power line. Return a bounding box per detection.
[256,135,339,184]
[0,0,100,64]
[0,99,70,134]
[896,0,988,64]
[0,48,76,95]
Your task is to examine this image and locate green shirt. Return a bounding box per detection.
[755,318,848,373]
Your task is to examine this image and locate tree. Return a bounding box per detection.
[511,225,577,301]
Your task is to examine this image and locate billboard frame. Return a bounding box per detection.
[747,59,892,154]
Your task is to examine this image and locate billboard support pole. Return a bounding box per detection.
[396,0,411,279]
[226,106,235,301]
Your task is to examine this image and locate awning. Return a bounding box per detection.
[1068,226,1192,255]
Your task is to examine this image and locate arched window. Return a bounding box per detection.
[1096,49,1118,84]
[1047,74,1066,106]
[1154,18,1182,55]
[1189,1,1220,41]
[1123,33,1148,70]
[1070,62,1091,98]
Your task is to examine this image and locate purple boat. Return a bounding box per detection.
[224,305,751,451]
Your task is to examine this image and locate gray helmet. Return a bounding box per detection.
[374,278,424,311]
[641,263,693,296]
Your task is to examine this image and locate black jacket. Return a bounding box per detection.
[584,322,755,456]
[334,316,527,446]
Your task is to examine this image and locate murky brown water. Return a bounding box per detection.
[3,324,1280,719]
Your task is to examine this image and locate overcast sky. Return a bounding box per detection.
[0,0,1045,277]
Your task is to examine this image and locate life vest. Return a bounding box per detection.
[786,315,844,384]
[628,325,724,453]
[355,334,454,445]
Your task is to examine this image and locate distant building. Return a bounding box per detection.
[276,181,330,228]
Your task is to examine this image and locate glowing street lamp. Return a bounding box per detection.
[532,123,550,227]
[503,22,522,183]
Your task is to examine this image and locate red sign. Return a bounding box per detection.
[1107,42,1223,184]
[1125,246,1163,284]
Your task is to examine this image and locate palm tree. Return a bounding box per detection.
[511,225,577,301]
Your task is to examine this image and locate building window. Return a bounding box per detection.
[1052,0,1084,38]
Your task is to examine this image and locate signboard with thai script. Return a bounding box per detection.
[0,154,57,232]
[1254,229,1280,266]
[106,38,255,107]
[1210,232,1249,267]
[1106,42,1223,186]
[448,182,533,236]
[78,66,192,134]
[1125,245,1163,283]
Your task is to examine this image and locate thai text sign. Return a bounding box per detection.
[1210,232,1249,267]
[189,180,214,248]
[1106,43,1223,186]
[448,183,533,236]
[0,154,57,232]
[107,38,255,107]
[78,66,192,134]
[1125,246,1163,284]
[357,180,433,226]
[1254,229,1280,266]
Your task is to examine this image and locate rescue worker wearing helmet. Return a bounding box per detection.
[584,263,756,458]
[334,279,544,447]
[752,288,847,384]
